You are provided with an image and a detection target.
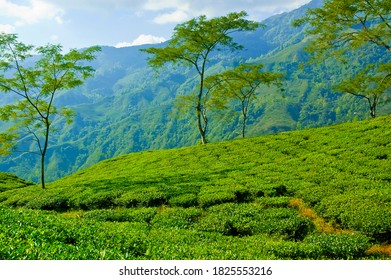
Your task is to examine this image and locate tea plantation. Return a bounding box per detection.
[1,116,391,260]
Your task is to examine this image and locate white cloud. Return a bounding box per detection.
[2,0,312,29]
[50,34,59,42]
[143,0,188,11]
[36,0,312,21]
[115,34,167,48]
[154,10,189,24]
[55,16,63,25]
[0,0,64,26]
[47,0,143,11]
[143,0,312,22]
[0,23,15,33]
[0,0,313,50]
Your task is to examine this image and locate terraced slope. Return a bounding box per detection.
[0,116,390,259]
[0,172,35,193]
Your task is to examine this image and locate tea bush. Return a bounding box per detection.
[255,196,292,208]
[265,241,322,260]
[83,208,157,223]
[315,194,391,242]
[198,190,237,208]
[0,207,149,260]
[0,172,35,193]
[150,207,202,229]
[168,193,198,207]
[304,233,371,259]
[195,203,313,240]
[144,230,275,260]
[115,187,167,207]
[1,116,391,259]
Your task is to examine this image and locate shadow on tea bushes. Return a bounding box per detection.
[195,203,314,240]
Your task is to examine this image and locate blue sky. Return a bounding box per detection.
[0,0,312,50]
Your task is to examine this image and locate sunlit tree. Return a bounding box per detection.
[205,64,283,138]
[142,11,262,143]
[294,0,391,118]
[0,33,100,188]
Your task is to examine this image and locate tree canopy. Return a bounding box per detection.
[294,0,391,118]
[142,11,262,144]
[205,64,284,138]
[0,33,100,188]
[294,0,391,57]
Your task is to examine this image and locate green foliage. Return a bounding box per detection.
[255,196,292,208]
[0,131,18,156]
[0,4,391,260]
[294,0,391,57]
[265,242,322,260]
[205,63,284,137]
[336,62,391,118]
[198,190,237,208]
[68,189,123,210]
[83,208,157,223]
[150,207,202,229]
[196,203,313,240]
[168,193,198,207]
[304,233,371,260]
[265,232,371,260]
[0,206,375,260]
[294,0,391,118]
[315,193,391,242]
[1,114,390,260]
[0,33,100,188]
[0,207,149,260]
[115,187,168,208]
[0,172,34,192]
[142,12,261,70]
[1,2,390,182]
[142,11,262,144]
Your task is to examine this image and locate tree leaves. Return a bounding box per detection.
[295,0,391,57]
[0,33,100,188]
[294,0,391,118]
[141,12,262,144]
[204,64,284,138]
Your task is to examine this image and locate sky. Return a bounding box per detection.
[0,0,312,50]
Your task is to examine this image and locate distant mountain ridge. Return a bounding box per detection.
[1,0,390,182]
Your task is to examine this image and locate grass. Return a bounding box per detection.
[0,115,390,259]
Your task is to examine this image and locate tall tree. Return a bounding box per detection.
[294,0,391,118]
[142,11,262,144]
[205,64,283,138]
[337,63,391,118]
[0,33,100,189]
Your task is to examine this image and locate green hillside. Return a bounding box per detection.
[0,172,34,193]
[1,116,390,259]
[1,0,389,183]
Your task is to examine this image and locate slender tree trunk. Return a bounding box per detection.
[241,98,250,138]
[370,105,376,118]
[41,153,45,189]
[196,103,207,144]
[242,113,247,138]
[367,97,377,118]
[197,65,208,144]
[40,118,50,189]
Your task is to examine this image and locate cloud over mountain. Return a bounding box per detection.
[115,34,167,48]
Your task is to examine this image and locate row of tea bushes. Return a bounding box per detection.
[0,206,377,260]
